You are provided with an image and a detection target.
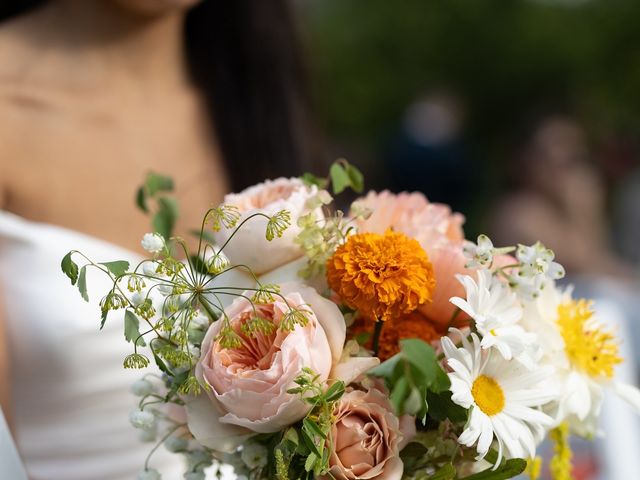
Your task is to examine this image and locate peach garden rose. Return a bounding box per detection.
[186,283,378,452]
[213,177,322,275]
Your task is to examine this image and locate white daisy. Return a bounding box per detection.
[450,270,535,362]
[521,284,640,436]
[442,330,555,464]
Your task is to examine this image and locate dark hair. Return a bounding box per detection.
[0,0,319,190]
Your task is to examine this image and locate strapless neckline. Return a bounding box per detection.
[0,209,142,260]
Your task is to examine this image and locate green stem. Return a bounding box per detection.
[372,320,384,357]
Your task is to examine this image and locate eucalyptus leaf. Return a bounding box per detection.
[400,338,450,392]
[77,266,89,302]
[61,251,79,285]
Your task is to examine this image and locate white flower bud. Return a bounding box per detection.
[240,443,268,469]
[129,409,156,430]
[142,262,159,277]
[130,291,145,307]
[187,450,213,472]
[130,378,155,397]
[137,468,161,480]
[141,233,165,254]
[164,435,189,453]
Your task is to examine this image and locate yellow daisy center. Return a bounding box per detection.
[556,299,622,379]
[472,374,505,416]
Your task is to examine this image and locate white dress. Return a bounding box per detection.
[0,210,185,480]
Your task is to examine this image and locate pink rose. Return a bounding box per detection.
[187,283,378,452]
[324,388,407,480]
[354,191,472,331]
[214,177,321,275]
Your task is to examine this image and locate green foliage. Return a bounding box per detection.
[77,266,89,302]
[136,172,174,214]
[100,260,130,277]
[272,368,345,479]
[369,338,450,421]
[124,310,146,346]
[136,172,179,241]
[61,251,79,285]
[153,196,179,241]
[461,459,527,479]
[329,159,364,194]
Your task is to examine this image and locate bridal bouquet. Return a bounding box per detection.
[62,162,640,480]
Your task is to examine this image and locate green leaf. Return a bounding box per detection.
[153,196,179,240]
[77,266,89,302]
[400,338,450,392]
[428,463,457,480]
[300,428,321,458]
[329,162,350,194]
[145,172,174,196]
[324,381,345,402]
[61,251,79,285]
[100,260,130,277]
[390,376,409,414]
[461,458,527,479]
[345,163,364,193]
[124,310,146,346]
[427,391,468,423]
[136,186,148,213]
[301,172,329,189]
[303,418,326,440]
[304,452,318,473]
[368,353,402,378]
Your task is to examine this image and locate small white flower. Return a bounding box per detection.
[131,378,155,397]
[129,409,156,430]
[442,330,555,464]
[130,291,145,307]
[240,442,268,469]
[517,242,563,277]
[164,435,189,453]
[450,270,534,361]
[141,233,166,254]
[137,468,161,480]
[463,234,495,267]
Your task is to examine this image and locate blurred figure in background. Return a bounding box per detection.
[490,115,632,279]
[0,1,317,479]
[384,91,476,216]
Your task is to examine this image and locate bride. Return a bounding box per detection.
[0,1,316,478]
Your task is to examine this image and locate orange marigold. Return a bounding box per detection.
[326,230,436,321]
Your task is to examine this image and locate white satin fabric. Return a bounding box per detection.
[0,210,184,480]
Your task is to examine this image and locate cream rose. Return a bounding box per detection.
[213,177,321,275]
[324,388,407,480]
[353,190,473,331]
[187,283,378,452]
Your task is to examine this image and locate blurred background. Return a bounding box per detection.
[296,1,640,478]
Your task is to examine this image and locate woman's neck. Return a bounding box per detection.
[6,0,191,95]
